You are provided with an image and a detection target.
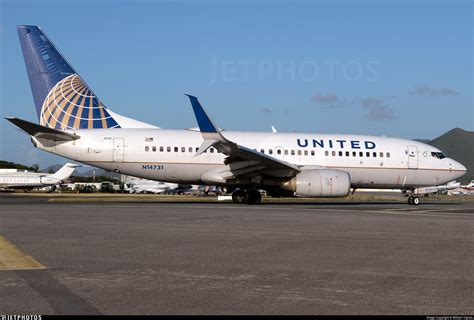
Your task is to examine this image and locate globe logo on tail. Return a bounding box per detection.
[40,74,120,129]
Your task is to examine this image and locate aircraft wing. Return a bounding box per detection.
[186,95,300,179]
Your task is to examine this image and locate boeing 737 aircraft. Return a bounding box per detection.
[7,25,467,205]
[0,163,78,190]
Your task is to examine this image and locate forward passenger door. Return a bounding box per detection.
[407,145,418,169]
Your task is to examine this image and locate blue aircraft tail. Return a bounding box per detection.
[17,25,121,129]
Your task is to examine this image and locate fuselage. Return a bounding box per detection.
[33,128,466,190]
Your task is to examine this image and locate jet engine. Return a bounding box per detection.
[281,169,351,197]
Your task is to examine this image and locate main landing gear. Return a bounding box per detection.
[231,189,262,205]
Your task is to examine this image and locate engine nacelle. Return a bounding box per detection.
[282,169,351,197]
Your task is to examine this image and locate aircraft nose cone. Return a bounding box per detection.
[456,161,467,173]
[451,160,467,179]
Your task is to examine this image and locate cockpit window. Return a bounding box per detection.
[431,152,446,159]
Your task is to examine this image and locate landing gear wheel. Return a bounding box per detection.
[408,196,420,205]
[245,190,262,205]
[232,189,247,204]
[412,196,420,205]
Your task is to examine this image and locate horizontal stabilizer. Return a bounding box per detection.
[6,117,80,141]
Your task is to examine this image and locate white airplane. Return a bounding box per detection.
[413,181,461,197]
[449,180,474,195]
[461,180,474,192]
[0,163,78,190]
[124,180,179,194]
[6,25,467,205]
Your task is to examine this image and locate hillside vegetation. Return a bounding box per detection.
[0,160,38,172]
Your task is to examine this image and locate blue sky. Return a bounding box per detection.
[0,0,472,167]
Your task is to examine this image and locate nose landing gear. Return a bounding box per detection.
[407,196,420,205]
[231,189,262,205]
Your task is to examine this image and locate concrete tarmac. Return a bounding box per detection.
[0,195,473,314]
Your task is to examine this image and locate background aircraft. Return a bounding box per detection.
[413,181,461,197]
[124,180,179,194]
[0,163,78,190]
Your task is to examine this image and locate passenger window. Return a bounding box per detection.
[373,152,377,157]
[160,146,164,152]
[145,146,149,152]
[325,151,329,156]
[152,146,157,152]
[277,149,282,155]
[296,150,301,156]
[173,147,178,152]
[332,151,336,156]
[338,151,343,156]
[167,147,171,152]
[189,147,193,153]
[310,150,315,156]
[380,152,384,158]
[359,151,363,157]
[260,149,265,153]
[291,150,295,155]
[346,151,350,157]
[210,148,214,153]
[366,152,370,157]
[386,152,390,158]
[352,151,356,157]
[181,147,185,152]
[269,149,273,155]
[284,150,288,155]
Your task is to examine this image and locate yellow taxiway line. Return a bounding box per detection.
[0,235,45,270]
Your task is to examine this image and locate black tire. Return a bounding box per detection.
[232,189,247,204]
[246,190,262,205]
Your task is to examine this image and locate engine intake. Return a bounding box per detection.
[281,169,351,197]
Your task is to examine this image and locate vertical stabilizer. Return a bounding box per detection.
[17,25,158,129]
[50,163,79,181]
